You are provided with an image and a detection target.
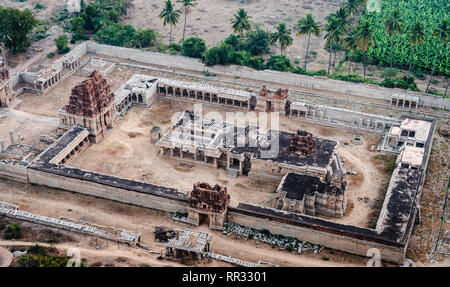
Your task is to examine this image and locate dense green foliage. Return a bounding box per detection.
[54,34,70,54]
[357,0,449,76]
[94,23,136,46]
[0,6,39,54]
[181,37,206,58]
[3,224,22,240]
[17,245,69,267]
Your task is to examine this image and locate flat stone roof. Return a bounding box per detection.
[401,146,424,166]
[279,173,327,201]
[400,117,432,142]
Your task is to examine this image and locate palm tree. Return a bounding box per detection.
[270,22,293,55]
[324,16,343,75]
[345,0,366,23]
[231,8,252,37]
[332,7,351,67]
[407,21,426,74]
[177,0,196,41]
[159,0,181,44]
[344,29,358,74]
[354,20,375,77]
[426,18,449,93]
[296,13,321,70]
[384,9,403,69]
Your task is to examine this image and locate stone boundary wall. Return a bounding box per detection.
[27,168,188,213]
[226,208,405,263]
[84,42,450,110]
[0,162,27,183]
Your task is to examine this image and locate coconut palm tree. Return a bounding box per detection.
[159,0,180,44]
[384,9,404,69]
[296,13,321,70]
[407,21,426,74]
[344,29,358,74]
[324,16,343,75]
[231,8,252,37]
[270,22,293,55]
[345,0,366,23]
[177,0,196,41]
[354,20,375,77]
[332,7,351,67]
[426,18,449,93]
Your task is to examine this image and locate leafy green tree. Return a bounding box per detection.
[70,17,85,35]
[177,0,196,41]
[270,22,293,55]
[224,34,240,48]
[181,37,206,58]
[296,13,321,70]
[94,23,136,47]
[159,0,181,44]
[384,9,404,69]
[324,16,343,75]
[242,29,270,56]
[81,2,102,32]
[0,6,39,54]
[3,224,22,239]
[231,8,252,37]
[135,29,157,48]
[54,34,70,54]
[426,18,448,92]
[407,21,426,74]
[204,44,233,66]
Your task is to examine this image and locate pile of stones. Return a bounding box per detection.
[223,222,324,254]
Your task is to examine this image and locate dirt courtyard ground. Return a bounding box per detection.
[68,97,388,228]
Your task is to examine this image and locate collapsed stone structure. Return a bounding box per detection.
[0,58,9,82]
[275,171,347,217]
[165,229,211,260]
[58,70,116,142]
[286,130,316,157]
[187,182,230,230]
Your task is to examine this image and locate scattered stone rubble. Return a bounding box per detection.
[223,222,324,254]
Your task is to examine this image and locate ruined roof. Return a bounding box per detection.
[279,172,346,201]
[400,146,424,167]
[400,117,432,142]
[165,230,211,253]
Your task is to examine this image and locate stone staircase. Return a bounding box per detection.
[226,168,239,178]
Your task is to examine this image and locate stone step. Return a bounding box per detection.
[227,168,238,178]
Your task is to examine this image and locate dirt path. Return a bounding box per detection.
[0,246,13,267]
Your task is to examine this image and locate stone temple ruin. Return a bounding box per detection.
[0,41,445,264]
[187,182,230,230]
[58,70,116,142]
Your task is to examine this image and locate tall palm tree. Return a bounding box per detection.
[345,0,366,23]
[332,7,351,67]
[231,8,252,37]
[344,29,358,74]
[296,13,321,70]
[177,0,196,41]
[324,16,343,75]
[426,18,449,93]
[159,0,180,44]
[384,9,404,69]
[270,22,293,55]
[407,21,426,74]
[354,20,375,77]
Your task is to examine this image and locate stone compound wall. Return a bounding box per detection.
[84,42,450,110]
[27,168,188,213]
[0,162,27,183]
[226,208,406,263]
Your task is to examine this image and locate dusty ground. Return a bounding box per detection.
[0,179,368,266]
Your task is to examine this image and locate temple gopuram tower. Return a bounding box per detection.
[186,182,230,230]
[58,70,116,142]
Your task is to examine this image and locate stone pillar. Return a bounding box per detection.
[0,140,5,152]
[17,133,21,145]
[239,160,243,175]
[9,130,15,145]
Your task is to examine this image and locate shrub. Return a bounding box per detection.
[54,34,70,54]
[265,55,291,72]
[168,42,182,52]
[224,34,239,49]
[135,29,157,48]
[181,37,206,58]
[35,3,45,9]
[0,221,5,230]
[247,56,265,70]
[3,224,22,239]
[242,29,270,56]
[47,52,55,58]
[204,45,231,66]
